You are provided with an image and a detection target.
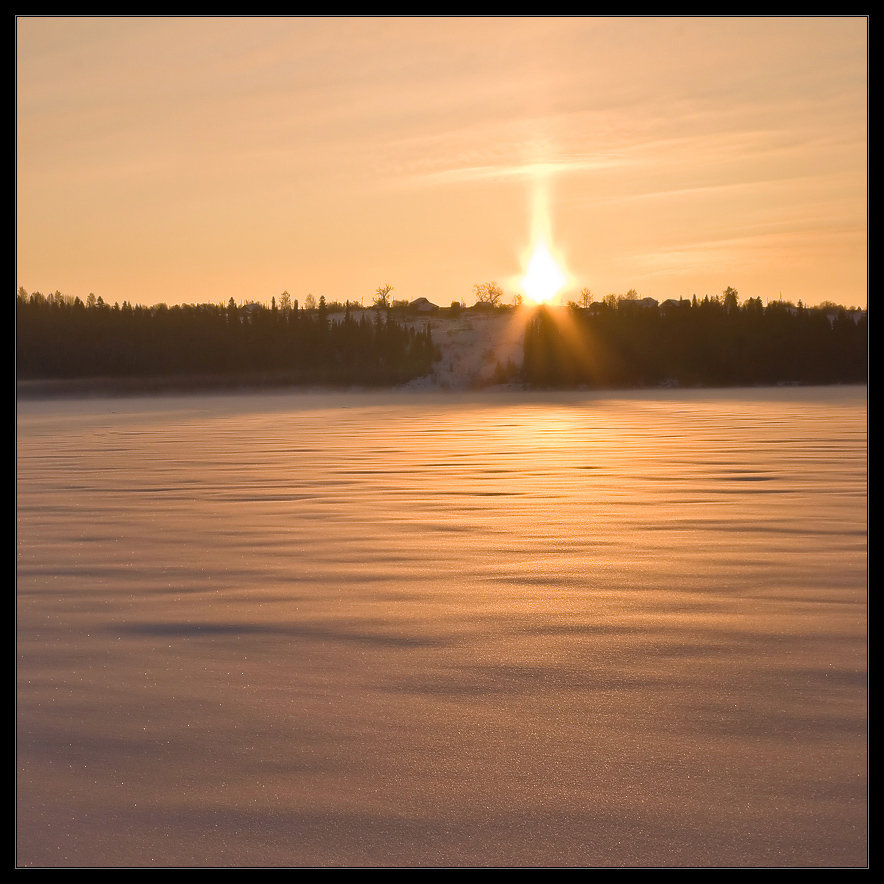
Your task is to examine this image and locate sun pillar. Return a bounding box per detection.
[520,179,568,305]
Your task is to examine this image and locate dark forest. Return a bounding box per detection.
[16,287,866,390]
[16,291,439,387]
[522,293,866,388]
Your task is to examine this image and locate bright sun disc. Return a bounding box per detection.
[521,241,566,304]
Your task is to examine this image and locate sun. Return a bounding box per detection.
[521,240,567,305]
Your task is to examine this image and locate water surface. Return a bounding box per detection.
[17,386,867,867]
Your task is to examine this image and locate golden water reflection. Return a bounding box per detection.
[17,387,867,867]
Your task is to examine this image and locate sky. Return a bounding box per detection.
[16,16,868,309]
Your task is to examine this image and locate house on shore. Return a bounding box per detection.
[409,297,439,313]
[661,298,689,310]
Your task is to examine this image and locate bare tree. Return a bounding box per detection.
[473,281,504,307]
[374,284,394,309]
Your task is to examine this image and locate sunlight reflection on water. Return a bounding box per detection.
[17,386,867,867]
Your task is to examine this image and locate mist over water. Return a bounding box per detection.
[17,386,867,867]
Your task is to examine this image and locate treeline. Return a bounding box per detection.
[523,292,867,388]
[16,291,439,386]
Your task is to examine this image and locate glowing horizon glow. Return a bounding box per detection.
[521,240,568,305]
[15,19,868,310]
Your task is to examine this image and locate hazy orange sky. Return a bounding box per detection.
[16,17,868,309]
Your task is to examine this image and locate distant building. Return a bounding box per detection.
[409,297,439,312]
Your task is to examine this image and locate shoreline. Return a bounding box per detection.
[15,374,866,402]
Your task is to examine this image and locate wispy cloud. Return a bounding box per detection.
[16,17,868,307]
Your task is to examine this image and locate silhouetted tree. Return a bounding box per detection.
[374,285,394,309]
[473,281,504,307]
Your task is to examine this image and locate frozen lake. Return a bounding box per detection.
[17,386,867,867]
